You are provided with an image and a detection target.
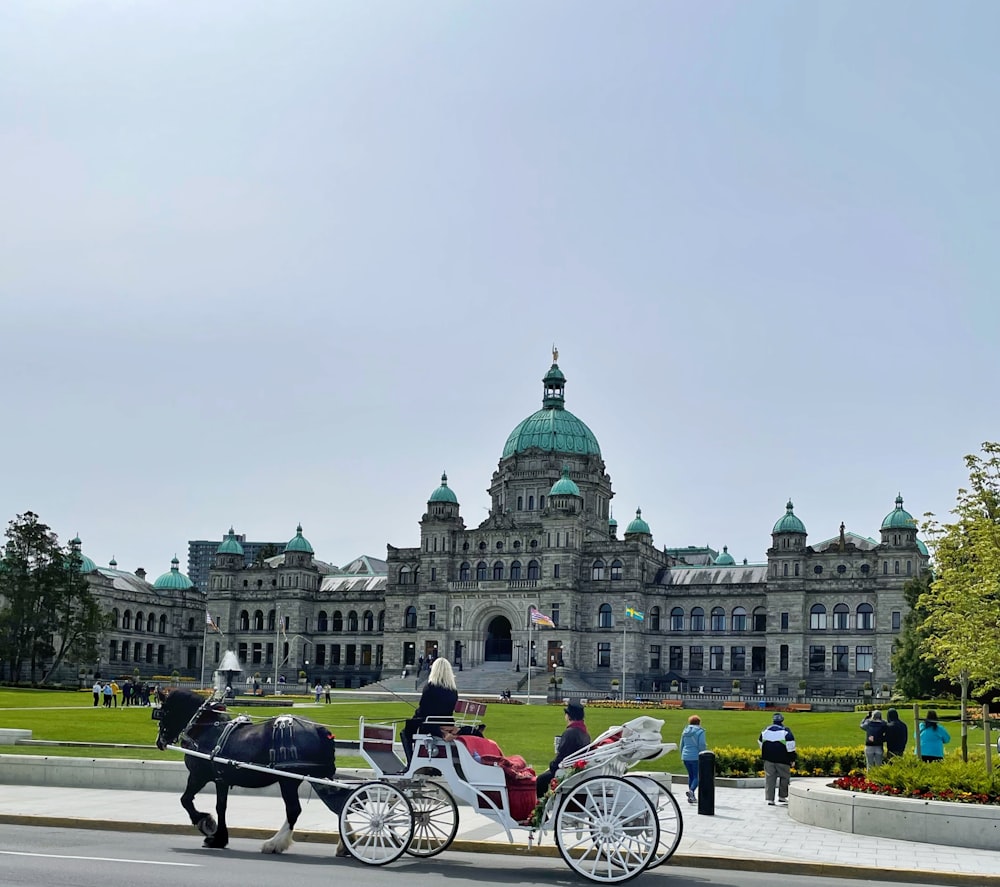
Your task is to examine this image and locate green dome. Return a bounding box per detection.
[429,472,459,504]
[916,538,929,556]
[625,507,651,536]
[285,523,314,554]
[217,528,244,556]
[608,516,618,528]
[882,494,916,530]
[501,360,601,459]
[773,500,806,535]
[550,465,581,497]
[153,556,194,590]
[66,537,97,574]
[714,545,736,566]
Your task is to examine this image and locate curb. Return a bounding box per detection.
[1,813,997,885]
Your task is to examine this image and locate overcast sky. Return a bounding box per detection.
[1,2,997,578]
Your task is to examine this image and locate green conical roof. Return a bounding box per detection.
[625,507,651,536]
[550,465,581,497]
[285,523,314,554]
[881,494,916,530]
[429,472,459,504]
[773,500,806,535]
[217,528,244,556]
[501,359,601,459]
[153,555,194,590]
[714,545,736,566]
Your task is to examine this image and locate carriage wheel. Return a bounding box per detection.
[338,781,414,865]
[405,781,459,857]
[624,775,683,867]
[554,775,659,884]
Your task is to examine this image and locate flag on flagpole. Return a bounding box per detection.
[530,607,555,628]
[205,612,221,633]
[625,607,645,622]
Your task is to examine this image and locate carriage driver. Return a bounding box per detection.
[536,702,590,797]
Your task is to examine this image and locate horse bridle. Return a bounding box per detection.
[158,693,228,751]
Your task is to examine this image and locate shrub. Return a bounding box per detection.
[710,745,865,778]
[835,754,1000,805]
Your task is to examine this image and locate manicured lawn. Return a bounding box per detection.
[0,688,879,772]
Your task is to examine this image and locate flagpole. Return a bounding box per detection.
[273,605,280,689]
[622,611,627,701]
[527,611,533,706]
[200,615,209,690]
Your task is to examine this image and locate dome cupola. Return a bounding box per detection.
[772,500,806,535]
[67,536,97,574]
[881,494,916,530]
[624,507,652,540]
[714,545,736,566]
[429,472,459,504]
[217,528,245,556]
[153,555,194,590]
[550,465,581,497]
[284,523,314,554]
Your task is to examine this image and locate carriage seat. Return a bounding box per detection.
[359,721,408,775]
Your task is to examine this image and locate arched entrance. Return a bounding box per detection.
[484,615,513,662]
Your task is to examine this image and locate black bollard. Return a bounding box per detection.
[697,750,715,815]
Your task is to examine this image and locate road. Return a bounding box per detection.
[0,825,953,887]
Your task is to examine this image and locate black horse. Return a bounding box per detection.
[155,688,337,852]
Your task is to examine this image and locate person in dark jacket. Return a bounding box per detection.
[401,657,459,762]
[883,708,908,759]
[536,702,591,797]
[860,710,886,769]
[758,713,796,805]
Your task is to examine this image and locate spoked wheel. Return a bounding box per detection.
[554,775,660,884]
[338,781,415,865]
[625,775,683,867]
[405,780,459,857]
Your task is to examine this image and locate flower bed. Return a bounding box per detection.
[831,754,1000,805]
[832,773,1000,805]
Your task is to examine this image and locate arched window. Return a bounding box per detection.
[158,614,167,634]
[452,606,462,629]
[493,561,504,581]
[459,562,471,581]
[317,611,328,632]
[377,611,385,631]
[782,563,788,577]
[598,603,613,628]
[111,608,120,628]
[710,607,725,631]
[592,559,606,581]
[267,610,276,632]
[253,610,264,631]
[363,610,374,632]
[510,560,522,580]
[476,561,488,581]
[399,566,412,585]
[894,560,900,575]
[752,607,767,631]
[670,607,684,631]
[690,608,705,631]
[527,559,540,580]
[332,611,343,632]
[649,606,660,630]
[833,603,850,630]
[348,611,359,632]
[239,611,249,631]
[610,559,623,580]
[528,495,535,510]
[404,606,417,629]
[856,603,874,630]
[809,604,827,630]
[732,607,747,632]
[134,611,144,632]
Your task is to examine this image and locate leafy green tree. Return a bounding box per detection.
[891,570,940,698]
[920,442,1000,696]
[0,512,106,684]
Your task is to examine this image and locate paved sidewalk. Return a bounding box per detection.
[0,779,996,883]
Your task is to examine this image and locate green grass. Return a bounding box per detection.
[0,688,884,772]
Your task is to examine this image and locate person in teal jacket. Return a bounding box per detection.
[679,715,707,804]
[919,710,950,762]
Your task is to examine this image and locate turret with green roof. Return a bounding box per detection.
[153,556,194,591]
[714,545,736,566]
[624,507,652,540]
[429,472,459,504]
[285,523,314,554]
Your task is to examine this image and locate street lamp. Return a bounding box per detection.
[515,641,522,672]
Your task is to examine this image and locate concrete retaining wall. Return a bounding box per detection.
[791,778,1000,852]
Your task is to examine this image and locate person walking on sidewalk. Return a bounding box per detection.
[679,715,707,805]
[860,710,886,769]
[758,713,796,805]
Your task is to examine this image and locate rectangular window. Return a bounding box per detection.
[552,604,560,627]
[689,646,703,672]
[649,645,661,670]
[266,642,274,665]
[809,645,826,672]
[751,646,766,672]
[346,644,357,666]
[794,562,800,577]
[753,612,767,632]
[331,645,341,666]
[428,604,436,629]
[251,642,262,664]
[597,642,611,667]
[361,644,372,666]
[430,567,437,581]
[553,564,561,579]
[238,642,248,663]
[833,645,848,672]
[709,646,724,670]
[779,644,789,671]
[891,610,901,631]
[730,646,746,672]
[316,645,326,665]
[669,646,683,671]
[145,643,153,663]
[856,645,873,672]
[780,612,789,630]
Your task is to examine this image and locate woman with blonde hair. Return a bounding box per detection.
[401,657,459,762]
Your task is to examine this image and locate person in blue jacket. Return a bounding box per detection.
[918,710,950,762]
[679,715,707,804]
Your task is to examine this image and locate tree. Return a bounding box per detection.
[891,570,940,698]
[0,512,106,684]
[920,442,1000,759]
